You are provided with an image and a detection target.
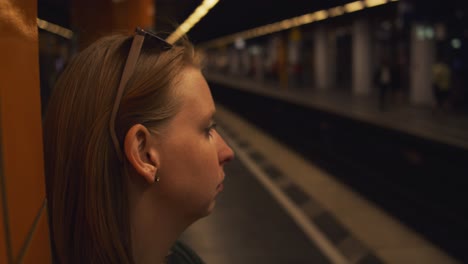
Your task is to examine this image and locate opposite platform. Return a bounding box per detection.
[205,72,468,151]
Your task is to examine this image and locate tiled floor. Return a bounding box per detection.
[179,106,460,264]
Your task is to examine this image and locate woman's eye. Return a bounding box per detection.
[205,122,217,137]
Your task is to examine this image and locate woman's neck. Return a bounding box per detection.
[130,188,189,264]
[131,219,180,264]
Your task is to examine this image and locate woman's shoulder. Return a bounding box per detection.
[167,241,205,264]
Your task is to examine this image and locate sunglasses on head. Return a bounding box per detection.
[109,27,173,161]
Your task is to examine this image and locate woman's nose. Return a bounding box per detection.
[218,133,234,165]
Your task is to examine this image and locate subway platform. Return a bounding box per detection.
[177,74,468,264]
[179,105,462,264]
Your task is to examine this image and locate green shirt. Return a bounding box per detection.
[167,241,205,264]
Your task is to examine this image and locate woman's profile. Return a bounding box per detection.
[43,27,234,264]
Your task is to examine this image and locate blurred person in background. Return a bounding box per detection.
[432,56,452,113]
[43,27,234,264]
[375,57,394,111]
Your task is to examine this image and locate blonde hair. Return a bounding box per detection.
[43,33,198,264]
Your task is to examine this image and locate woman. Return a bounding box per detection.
[43,27,234,264]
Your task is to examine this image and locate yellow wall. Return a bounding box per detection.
[0,0,51,263]
[71,0,155,49]
[0,1,157,263]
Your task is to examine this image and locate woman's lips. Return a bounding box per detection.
[217,182,224,192]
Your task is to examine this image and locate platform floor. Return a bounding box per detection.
[180,158,330,264]
[179,106,459,264]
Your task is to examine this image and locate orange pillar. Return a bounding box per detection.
[277,36,288,89]
[71,0,155,49]
[0,0,51,263]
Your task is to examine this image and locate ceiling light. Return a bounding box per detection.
[314,10,328,21]
[166,0,219,44]
[297,14,315,24]
[451,38,461,49]
[344,1,364,13]
[329,7,344,17]
[365,0,387,8]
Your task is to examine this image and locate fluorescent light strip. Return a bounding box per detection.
[329,6,345,17]
[344,1,365,13]
[199,0,398,49]
[37,18,74,39]
[365,0,388,7]
[314,10,329,21]
[166,0,219,44]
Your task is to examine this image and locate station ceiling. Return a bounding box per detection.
[38,0,465,44]
[155,0,358,44]
[37,0,369,43]
[158,0,466,43]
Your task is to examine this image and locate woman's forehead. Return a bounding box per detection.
[173,67,215,117]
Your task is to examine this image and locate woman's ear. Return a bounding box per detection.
[124,124,160,184]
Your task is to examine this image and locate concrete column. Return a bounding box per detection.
[314,26,333,90]
[352,19,373,95]
[253,49,264,82]
[410,23,435,105]
[228,48,240,75]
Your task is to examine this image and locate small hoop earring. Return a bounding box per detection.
[154,169,159,183]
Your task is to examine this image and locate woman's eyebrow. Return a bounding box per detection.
[206,110,216,122]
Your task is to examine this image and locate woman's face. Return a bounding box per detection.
[155,66,234,220]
